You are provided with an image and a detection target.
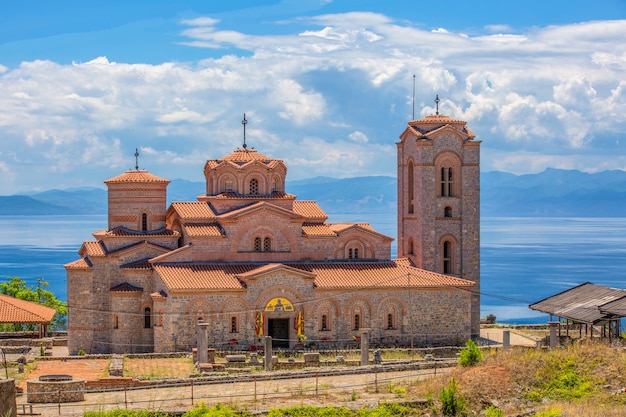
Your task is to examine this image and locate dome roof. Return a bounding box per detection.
[205,148,285,170]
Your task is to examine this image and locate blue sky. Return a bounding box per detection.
[0,0,625,194]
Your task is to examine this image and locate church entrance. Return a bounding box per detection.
[268,318,290,348]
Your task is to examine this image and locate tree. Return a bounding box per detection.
[0,276,67,331]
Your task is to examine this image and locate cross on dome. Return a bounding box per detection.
[242,113,248,149]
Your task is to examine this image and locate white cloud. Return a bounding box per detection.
[270,79,326,124]
[0,13,625,193]
[348,131,368,143]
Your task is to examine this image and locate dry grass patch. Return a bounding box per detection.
[124,356,195,379]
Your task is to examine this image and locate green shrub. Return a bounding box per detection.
[182,404,253,417]
[267,405,353,417]
[458,339,482,367]
[484,405,504,417]
[439,378,466,416]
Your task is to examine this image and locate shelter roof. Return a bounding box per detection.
[529,282,626,324]
[0,294,56,324]
[599,297,626,317]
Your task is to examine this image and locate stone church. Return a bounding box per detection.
[65,111,480,354]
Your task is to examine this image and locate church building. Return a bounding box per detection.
[65,110,480,354]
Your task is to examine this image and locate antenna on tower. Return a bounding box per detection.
[435,95,440,116]
[242,113,248,149]
[412,74,416,120]
[134,148,139,170]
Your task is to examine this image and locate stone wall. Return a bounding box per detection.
[0,379,17,417]
[26,378,85,403]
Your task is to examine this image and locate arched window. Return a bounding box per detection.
[263,237,272,252]
[230,316,238,333]
[407,239,414,255]
[141,213,148,231]
[348,248,359,259]
[321,314,328,331]
[354,314,360,330]
[444,206,452,217]
[144,307,151,329]
[387,313,394,330]
[443,240,453,274]
[225,179,234,192]
[250,178,259,194]
[254,237,262,252]
[408,160,414,214]
[441,167,453,197]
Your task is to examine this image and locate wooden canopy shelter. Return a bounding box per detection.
[0,294,56,338]
[529,282,626,339]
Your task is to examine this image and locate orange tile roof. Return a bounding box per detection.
[302,224,337,237]
[83,241,107,257]
[306,261,474,289]
[169,202,216,220]
[0,294,56,323]
[218,148,275,163]
[183,223,224,237]
[293,201,328,221]
[64,258,92,269]
[104,169,170,184]
[412,114,467,125]
[328,223,376,233]
[153,261,474,291]
[205,148,287,172]
[153,264,248,291]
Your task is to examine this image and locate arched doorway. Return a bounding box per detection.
[264,297,295,349]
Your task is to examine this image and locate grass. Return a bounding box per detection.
[405,340,626,416]
[13,340,626,416]
[123,356,195,379]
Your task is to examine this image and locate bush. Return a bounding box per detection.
[484,405,504,417]
[439,378,466,416]
[458,339,482,367]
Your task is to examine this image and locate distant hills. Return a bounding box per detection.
[1,168,625,217]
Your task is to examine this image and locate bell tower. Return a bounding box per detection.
[397,102,481,336]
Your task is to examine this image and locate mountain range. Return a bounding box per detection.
[1,168,624,217]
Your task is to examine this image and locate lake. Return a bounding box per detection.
[1,214,625,324]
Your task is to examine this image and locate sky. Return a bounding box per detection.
[0,0,625,194]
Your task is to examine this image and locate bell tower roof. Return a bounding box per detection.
[104,169,170,185]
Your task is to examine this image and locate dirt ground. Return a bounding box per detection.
[17,359,110,389]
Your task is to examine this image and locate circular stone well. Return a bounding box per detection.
[27,374,85,403]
